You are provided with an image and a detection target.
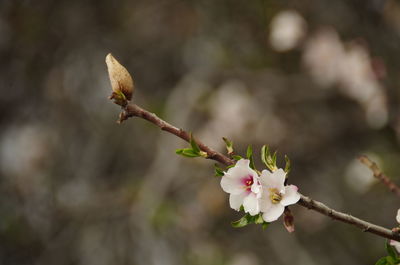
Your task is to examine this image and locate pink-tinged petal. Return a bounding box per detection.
[243,193,260,216]
[229,193,246,211]
[220,176,242,195]
[234,159,250,168]
[281,185,300,206]
[226,159,258,181]
[260,168,286,192]
[390,240,400,253]
[396,209,400,224]
[262,203,285,222]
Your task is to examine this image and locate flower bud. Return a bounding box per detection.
[105,53,134,101]
[283,207,295,233]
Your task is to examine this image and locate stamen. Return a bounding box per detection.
[242,175,254,191]
[269,188,282,204]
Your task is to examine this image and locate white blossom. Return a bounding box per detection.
[259,168,300,222]
[390,240,400,253]
[220,159,262,216]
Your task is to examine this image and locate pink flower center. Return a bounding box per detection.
[242,175,254,191]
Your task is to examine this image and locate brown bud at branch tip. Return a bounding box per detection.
[105,53,134,101]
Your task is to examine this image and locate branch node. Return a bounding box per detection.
[117,111,129,124]
[362,226,371,232]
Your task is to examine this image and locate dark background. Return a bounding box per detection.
[1,0,400,264]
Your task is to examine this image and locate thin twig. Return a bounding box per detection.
[298,195,399,240]
[121,103,234,166]
[117,102,400,241]
[358,155,400,197]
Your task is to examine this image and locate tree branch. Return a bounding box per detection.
[358,155,400,197]
[116,102,400,241]
[120,103,234,166]
[298,195,400,240]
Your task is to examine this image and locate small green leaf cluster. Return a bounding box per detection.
[176,134,208,158]
[214,161,239,177]
[222,137,234,155]
[231,206,269,229]
[214,164,225,177]
[222,137,243,161]
[246,145,256,170]
[261,145,290,174]
[375,241,400,265]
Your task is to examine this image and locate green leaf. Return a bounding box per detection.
[232,155,243,161]
[246,145,255,170]
[261,145,268,167]
[115,89,127,101]
[232,214,249,228]
[262,222,269,230]
[254,214,264,224]
[375,255,400,265]
[375,257,388,265]
[175,148,200,157]
[284,155,291,174]
[387,241,399,259]
[175,149,185,155]
[190,134,201,154]
[214,164,224,177]
[272,151,277,166]
[386,256,397,265]
[231,211,270,229]
[222,137,234,155]
[261,145,279,172]
[246,145,253,159]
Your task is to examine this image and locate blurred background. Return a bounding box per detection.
[1,0,400,264]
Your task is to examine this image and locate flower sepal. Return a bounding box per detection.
[231,208,270,229]
[214,164,225,177]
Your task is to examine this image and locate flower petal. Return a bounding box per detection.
[251,176,261,194]
[222,159,259,195]
[262,203,285,222]
[234,158,250,168]
[281,185,300,206]
[260,168,286,192]
[390,240,400,253]
[396,209,400,224]
[229,193,246,211]
[220,175,243,195]
[226,159,258,181]
[259,170,272,187]
[243,193,260,216]
[259,197,272,212]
